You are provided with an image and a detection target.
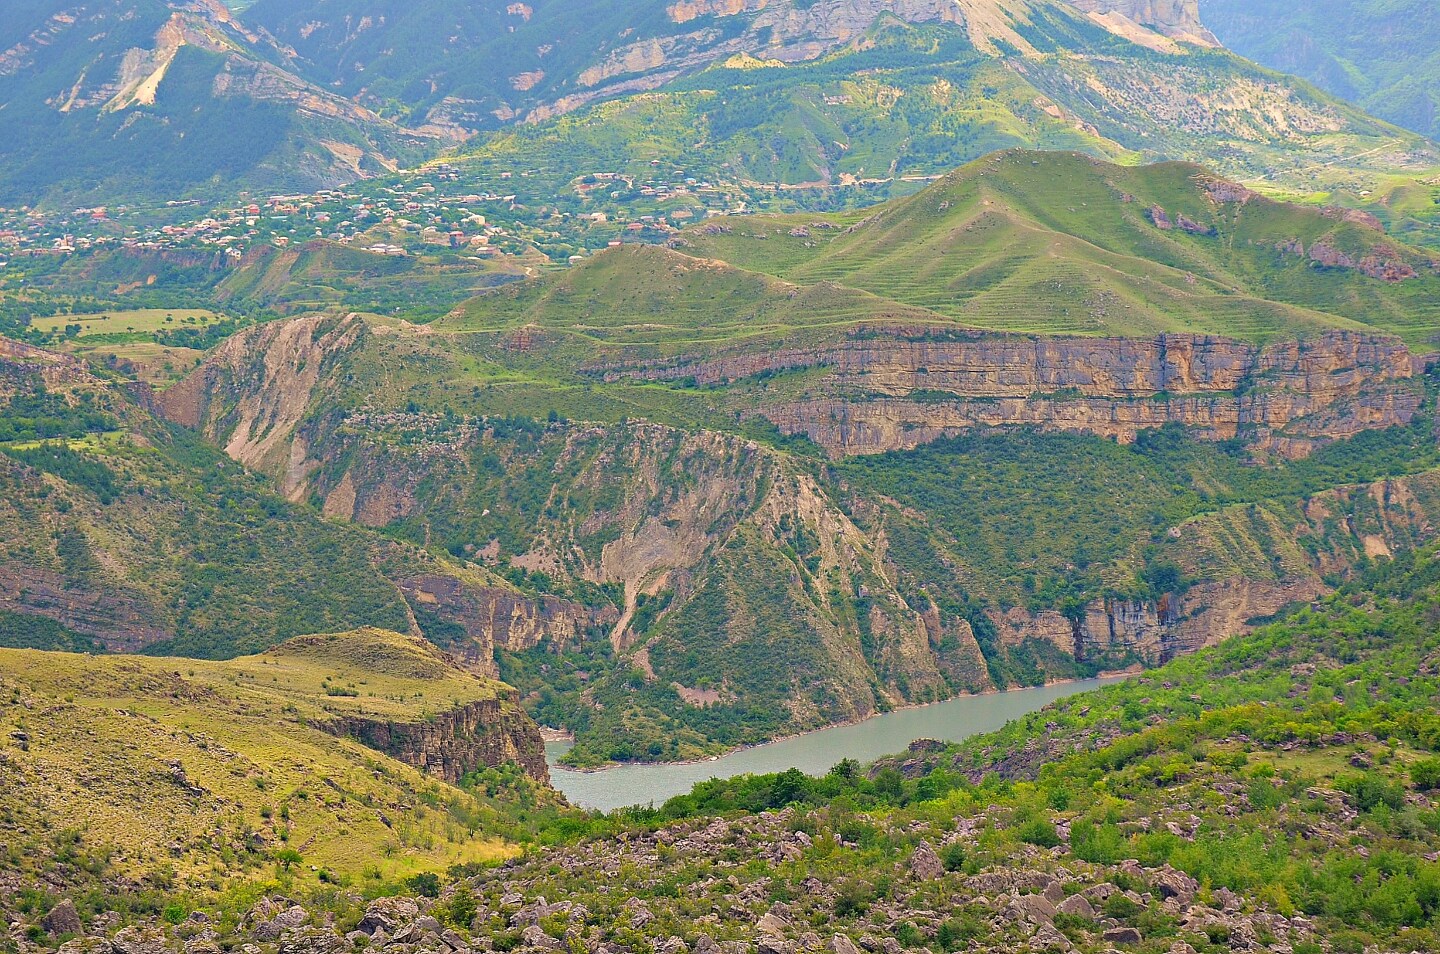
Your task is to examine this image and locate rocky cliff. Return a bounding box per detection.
[602,329,1426,457]
[324,695,550,786]
[161,314,1440,761]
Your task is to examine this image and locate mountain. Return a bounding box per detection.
[2,0,1434,210]
[1200,0,1440,140]
[0,626,550,895]
[430,1,1438,242]
[0,0,443,206]
[242,0,1219,134]
[151,154,1440,765]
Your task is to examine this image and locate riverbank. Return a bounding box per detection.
[545,674,1131,811]
[548,667,1140,776]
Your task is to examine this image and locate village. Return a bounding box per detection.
[0,160,748,272]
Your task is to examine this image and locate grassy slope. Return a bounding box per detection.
[677,151,1440,346]
[121,546,1440,954]
[0,629,531,892]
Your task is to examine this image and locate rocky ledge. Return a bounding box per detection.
[600,329,1428,457]
[323,695,550,787]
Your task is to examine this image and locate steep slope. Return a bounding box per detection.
[442,1,1433,216]
[6,0,1432,210]
[13,547,1440,952]
[1200,0,1440,140]
[162,297,1440,764]
[0,627,549,895]
[0,0,441,206]
[0,334,600,667]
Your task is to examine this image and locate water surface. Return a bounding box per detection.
[547,676,1125,812]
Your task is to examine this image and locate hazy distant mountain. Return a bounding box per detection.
[1200,0,1440,139]
[0,0,443,205]
[0,0,1431,207]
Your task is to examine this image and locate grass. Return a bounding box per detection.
[31,309,226,337]
[677,151,1440,347]
[56,340,209,389]
[0,629,525,888]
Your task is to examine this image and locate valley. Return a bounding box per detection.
[4,2,1440,952]
[7,150,1440,768]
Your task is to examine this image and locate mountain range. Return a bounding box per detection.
[2,0,1435,207]
[1200,0,1440,140]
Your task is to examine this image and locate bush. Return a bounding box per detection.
[1412,758,1440,791]
[406,873,441,898]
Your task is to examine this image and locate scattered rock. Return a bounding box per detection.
[1102,927,1142,945]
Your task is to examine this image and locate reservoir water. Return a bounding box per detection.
[547,676,1125,812]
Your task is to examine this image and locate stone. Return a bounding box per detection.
[1153,867,1199,905]
[756,907,791,936]
[1030,925,1071,950]
[828,936,862,954]
[521,925,565,952]
[357,897,419,936]
[1102,927,1143,945]
[908,842,945,881]
[1009,893,1055,924]
[43,900,83,937]
[1055,895,1095,919]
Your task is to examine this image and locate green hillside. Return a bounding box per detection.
[0,335,549,661]
[0,627,552,901]
[445,12,1436,225]
[673,151,1440,346]
[14,545,1440,953]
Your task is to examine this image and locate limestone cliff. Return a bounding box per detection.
[601,329,1425,458]
[162,314,1440,759]
[324,695,549,786]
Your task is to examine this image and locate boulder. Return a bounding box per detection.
[1102,927,1142,945]
[1008,893,1055,924]
[1154,867,1199,905]
[1055,895,1095,919]
[909,842,945,881]
[357,897,419,936]
[521,925,565,952]
[43,900,83,937]
[1030,925,1071,950]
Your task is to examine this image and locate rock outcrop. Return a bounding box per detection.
[324,695,550,786]
[601,328,1425,457]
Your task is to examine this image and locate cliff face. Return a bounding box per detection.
[397,574,612,657]
[603,329,1425,457]
[324,695,550,786]
[1067,0,1217,45]
[162,314,1440,760]
[988,577,1322,669]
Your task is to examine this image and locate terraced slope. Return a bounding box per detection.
[670,151,1440,346]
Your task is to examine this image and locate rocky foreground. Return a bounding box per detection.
[36,773,1393,954]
